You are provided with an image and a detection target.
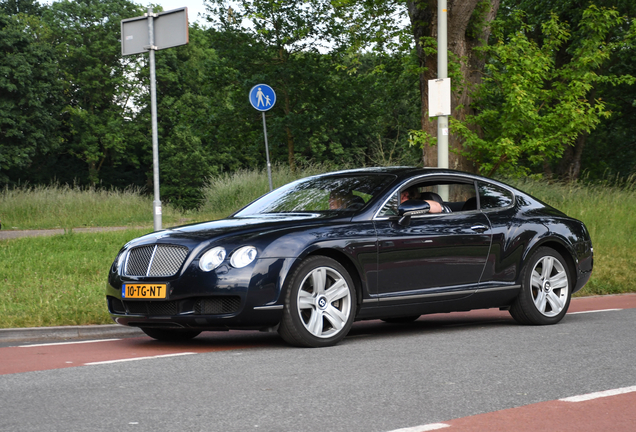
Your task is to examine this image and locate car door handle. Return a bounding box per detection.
[471,225,489,233]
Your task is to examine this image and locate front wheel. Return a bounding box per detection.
[509,247,572,325]
[278,256,356,347]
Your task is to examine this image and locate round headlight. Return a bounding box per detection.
[230,246,258,268]
[199,247,226,272]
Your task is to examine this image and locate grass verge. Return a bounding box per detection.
[0,229,147,328]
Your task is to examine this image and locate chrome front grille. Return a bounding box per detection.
[124,245,189,277]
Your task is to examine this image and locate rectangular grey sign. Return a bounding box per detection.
[121,7,189,56]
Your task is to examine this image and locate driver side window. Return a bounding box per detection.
[377,180,479,217]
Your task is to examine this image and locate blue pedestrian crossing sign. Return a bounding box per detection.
[249,84,276,111]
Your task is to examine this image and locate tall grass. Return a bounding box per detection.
[0,184,186,230]
[0,165,336,230]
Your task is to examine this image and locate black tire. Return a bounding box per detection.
[381,315,421,324]
[141,327,201,341]
[278,256,357,347]
[509,247,572,325]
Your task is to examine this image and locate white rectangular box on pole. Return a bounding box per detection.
[428,78,451,117]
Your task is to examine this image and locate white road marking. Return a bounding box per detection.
[560,385,636,402]
[386,423,450,432]
[19,339,121,347]
[568,309,622,315]
[84,352,196,365]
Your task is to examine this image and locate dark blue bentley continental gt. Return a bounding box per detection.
[107,167,593,347]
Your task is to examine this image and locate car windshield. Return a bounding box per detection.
[234,173,395,216]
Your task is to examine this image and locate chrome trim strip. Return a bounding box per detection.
[121,250,130,276]
[253,305,284,310]
[476,285,520,293]
[377,289,475,302]
[146,245,158,277]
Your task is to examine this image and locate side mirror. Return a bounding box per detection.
[397,200,430,226]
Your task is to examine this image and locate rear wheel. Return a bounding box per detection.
[141,328,201,341]
[278,256,356,347]
[509,247,571,325]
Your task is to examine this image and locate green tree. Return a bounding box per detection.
[497,0,636,180]
[136,24,236,209]
[42,0,144,185]
[335,0,501,172]
[0,6,63,185]
[204,0,352,170]
[452,5,635,177]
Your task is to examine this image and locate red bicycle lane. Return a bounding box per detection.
[389,387,636,432]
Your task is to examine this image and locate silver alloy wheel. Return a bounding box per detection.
[530,255,569,317]
[296,266,352,338]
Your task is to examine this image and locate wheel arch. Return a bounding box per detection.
[519,239,577,288]
[282,248,365,309]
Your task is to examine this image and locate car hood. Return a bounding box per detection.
[125,213,342,248]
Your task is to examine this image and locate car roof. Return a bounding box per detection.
[314,166,491,183]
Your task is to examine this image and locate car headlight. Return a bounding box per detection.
[230,246,257,268]
[199,247,226,272]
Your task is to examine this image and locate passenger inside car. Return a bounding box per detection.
[329,190,365,210]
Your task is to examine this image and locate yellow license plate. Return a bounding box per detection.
[122,284,167,299]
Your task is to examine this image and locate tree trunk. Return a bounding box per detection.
[556,132,587,180]
[282,88,296,172]
[407,0,500,172]
[554,90,595,180]
[286,125,296,172]
[408,0,437,167]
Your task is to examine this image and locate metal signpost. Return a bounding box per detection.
[249,84,276,191]
[428,0,450,200]
[121,7,189,231]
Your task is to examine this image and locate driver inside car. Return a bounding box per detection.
[401,187,443,214]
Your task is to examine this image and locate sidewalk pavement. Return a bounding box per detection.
[0,324,144,344]
[0,226,150,240]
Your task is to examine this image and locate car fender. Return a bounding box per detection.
[274,238,371,307]
[515,224,578,286]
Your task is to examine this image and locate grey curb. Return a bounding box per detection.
[0,324,144,344]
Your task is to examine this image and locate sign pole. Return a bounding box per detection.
[437,0,448,170]
[437,0,449,201]
[122,7,189,231]
[148,7,162,231]
[262,112,273,191]
[248,84,276,192]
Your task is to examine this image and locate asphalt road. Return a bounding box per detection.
[1,296,635,432]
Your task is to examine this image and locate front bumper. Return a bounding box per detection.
[106,257,294,330]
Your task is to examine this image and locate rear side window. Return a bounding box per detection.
[478,183,514,209]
